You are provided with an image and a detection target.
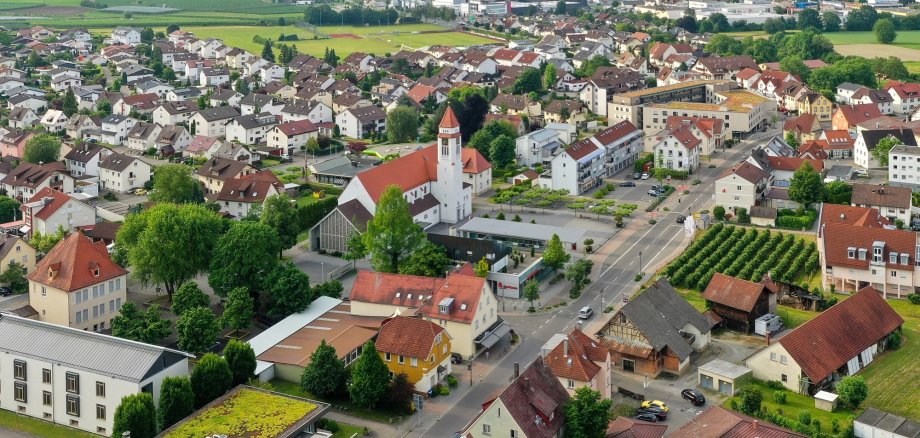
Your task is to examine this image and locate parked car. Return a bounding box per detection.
[620,181,636,187]
[634,412,659,423]
[0,287,11,297]
[637,406,668,420]
[450,353,463,364]
[647,189,661,197]
[676,215,686,224]
[633,172,642,179]
[641,173,650,180]
[578,306,593,319]
[641,400,669,412]
[681,388,706,406]
[651,184,663,192]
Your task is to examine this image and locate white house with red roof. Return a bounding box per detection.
[267,119,319,155]
[310,108,484,252]
[215,171,284,219]
[652,125,701,173]
[884,81,920,116]
[544,121,642,195]
[20,188,96,239]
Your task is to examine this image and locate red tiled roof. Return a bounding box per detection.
[821,130,855,150]
[669,406,806,438]
[822,223,915,270]
[736,68,760,80]
[274,119,317,136]
[417,273,485,324]
[462,148,491,173]
[407,84,439,105]
[835,104,882,126]
[494,358,569,438]
[783,114,818,133]
[765,156,824,172]
[778,287,903,383]
[26,187,73,221]
[492,48,520,61]
[851,183,911,209]
[544,330,602,382]
[594,121,639,146]
[606,417,667,438]
[717,161,768,184]
[440,106,460,129]
[564,138,600,161]
[667,125,701,151]
[797,140,828,160]
[28,232,128,292]
[517,52,540,65]
[702,273,768,312]
[884,81,920,100]
[375,316,445,359]
[349,270,442,309]
[819,204,890,229]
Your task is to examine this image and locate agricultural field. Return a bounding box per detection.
[666,224,819,291]
[860,299,920,420]
[824,30,920,51]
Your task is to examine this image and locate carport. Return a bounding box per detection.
[698,359,752,395]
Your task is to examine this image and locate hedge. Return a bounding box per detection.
[775,208,818,230]
[297,196,338,231]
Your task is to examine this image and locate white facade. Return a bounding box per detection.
[889,145,920,190]
[100,157,152,193]
[654,132,701,173]
[515,129,560,167]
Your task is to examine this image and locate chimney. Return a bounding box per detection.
[563,338,569,357]
[752,420,758,430]
[513,363,520,379]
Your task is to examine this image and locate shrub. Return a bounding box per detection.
[482,213,490,218]
[439,385,450,396]
[649,219,657,224]
[739,385,763,415]
[797,410,811,426]
[888,331,902,350]
[773,391,787,404]
[812,419,821,433]
[634,273,643,282]
[445,375,458,388]
[766,380,785,390]
[317,419,340,433]
[908,293,920,304]
[736,207,750,224]
[831,419,840,433]
[714,206,726,220]
[730,399,738,411]
[103,192,118,201]
[496,212,506,220]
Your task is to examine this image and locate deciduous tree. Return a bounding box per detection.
[542,234,570,271]
[0,196,19,223]
[398,240,451,277]
[62,88,78,117]
[564,387,612,438]
[348,341,391,408]
[474,257,489,278]
[837,375,869,409]
[489,134,516,169]
[116,203,223,300]
[363,185,425,273]
[512,67,542,94]
[208,222,281,298]
[190,353,233,408]
[300,340,347,398]
[111,302,172,344]
[171,281,210,317]
[822,11,841,32]
[260,194,300,252]
[112,392,157,438]
[789,162,824,208]
[824,181,853,204]
[543,64,557,90]
[176,306,220,354]
[223,286,254,336]
[872,136,900,166]
[0,261,28,293]
[264,261,314,318]
[874,18,897,44]
[386,106,419,143]
[157,376,194,430]
[23,134,61,164]
[523,280,539,309]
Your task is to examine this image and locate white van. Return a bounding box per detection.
[578,306,593,319]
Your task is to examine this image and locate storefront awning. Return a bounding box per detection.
[478,332,501,349]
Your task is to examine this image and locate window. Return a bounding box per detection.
[770,352,777,361]
[384,352,391,361]
[42,368,51,384]
[96,404,105,420]
[482,424,491,435]
[781,374,788,382]
[66,373,79,394]
[411,358,418,367]
[76,311,82,323]
[511,431,519,438]
[568,379,575,388]
[96,382,105,398]
[847,247,855,259]
[14,360,26,381]
[892,270,898,277]
[398,355,405,364]
[43,391,52,406]
[14,382,26,402]
[780,355,788,364]
[66,395,80,417]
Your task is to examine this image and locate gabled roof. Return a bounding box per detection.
[27,232,128,292]
[717,161,768,185]
[669,406,805,438]
[702,273,769,313]
[375,316,445,359]
[100,152,144,172]
[194,106,239,122]
[851,183,911,209]
[823,222,915,270]
[196,157,252,181]
[606,417,667,438]
[858,128,917,151]
[819,204,891,229]
[64,142,105,163]
[350,270,442,309]
[24,187,81,221]
[215,171,282,204]
[835,103,882,126]
[489,357,569,438]
[417,273,485,324]
[1,162,65,189]
[778,286,903,383]
[543,329,606,382]
[274,119,317,136]
[765,156,823,173]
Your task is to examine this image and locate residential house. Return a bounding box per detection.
[125,121,162,153]
[195,157,257,194]
[214,171,283,219]
[833,104,883,132]
[198,67,230,87]
[664,116,725,156]
[0,313,191,437]
[516,129,562,167]
[543,329,612,398]
[853,128,918,169]
[0,233,35,276]
[578,67,644,116]
[714,161,771,213]
[189,106,240,138]
[281,101,332,124]
[744,287,902,394]
[702,273,776,333]
[1,163,74,201]
[375,316,452,393]
[851,183,911,225]
[152,100,198,126]
[595,279,711,377]
[490,93,543,117]
[652,125,701,173]
[8,107,38,129]
[240,93,284,117]
[225,113,278,145]
[0,131,35,159]
[267,120,318,156]
[8,94,47,113]
[335,106,387,139]
[99,153,151,193]
[64,115,100,141]
[783,114,822,144]
[460,357,569,438]
[28,231,129,331]
[154,125,191,155]
[670,406,806,437]
[20,188,96,238]
[63,143,110,177]
[111,26,141,45]
[820,220,916,297]
[884,81,920,116]
[94,114,136,146]
[348,270,503,359]
[607,417,667,438]
[113,93,159,116]
[819,130,856,159]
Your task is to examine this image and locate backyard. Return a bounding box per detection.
[722,380,857,437]
[859,299,920,420]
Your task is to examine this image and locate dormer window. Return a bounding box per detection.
[847,247,855,259]
[901,254,909,265]
[93,268,100,277]
[858,248,867,260]
[890,252,898,264]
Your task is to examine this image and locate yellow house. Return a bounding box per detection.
[798,93,833,123]
[0,233,36,278]
[375,316,452,393]
[27,232,128,331]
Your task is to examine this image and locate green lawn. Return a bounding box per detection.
[824,30,920,50]
[271,380,402,424]
[859,300,920,420]
[722,381,856,436]
[0,409,97,438]
[332,422,366,438]
[906,61,920,74]
[296,192,331,207]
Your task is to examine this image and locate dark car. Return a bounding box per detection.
[647,189,661,197]
[637,406,668,420]
[676,215,686,224]
[450,353,463,364]
[681,389,706,406]
[620,181,636,187]
[634,412,659,423]
[0,287,11,297]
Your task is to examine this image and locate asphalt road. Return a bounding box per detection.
[420,130,779,437]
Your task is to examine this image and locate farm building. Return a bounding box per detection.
[702,273,776,333]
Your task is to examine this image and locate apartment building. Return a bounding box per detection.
[889,145,920,190]
[544,121,642,195]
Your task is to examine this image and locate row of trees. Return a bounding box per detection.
[111,341,255,438]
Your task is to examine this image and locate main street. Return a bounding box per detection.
[417,128,780,437]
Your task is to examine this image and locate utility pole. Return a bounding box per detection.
[638,251,643,275]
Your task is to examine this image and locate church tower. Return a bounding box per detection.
[436,107,463,223]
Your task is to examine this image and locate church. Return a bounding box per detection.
[309,108,491,253]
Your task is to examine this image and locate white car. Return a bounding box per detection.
[641,173,650,180]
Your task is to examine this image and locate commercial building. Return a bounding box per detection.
[542,121,642,195]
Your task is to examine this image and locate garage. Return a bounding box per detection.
[698,359,753,396]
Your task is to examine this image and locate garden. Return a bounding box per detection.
[492,185,572,209]
[666,224,819,291]
[723,380,858,437]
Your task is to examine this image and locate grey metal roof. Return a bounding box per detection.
[0,312,192,382]
[856,408,920,438]
[619,279,711,360]
[697,359,751,379]
[459,217,585,244]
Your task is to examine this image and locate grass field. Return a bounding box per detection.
[331,422,366,438]
[859,299,920,420]
[722,381,856,435]
[0,0,306,13]
[907,61,920,74]
[824,30,920,50]
[0,409,97,438]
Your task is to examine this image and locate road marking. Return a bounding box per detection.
[641,228,684,272]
